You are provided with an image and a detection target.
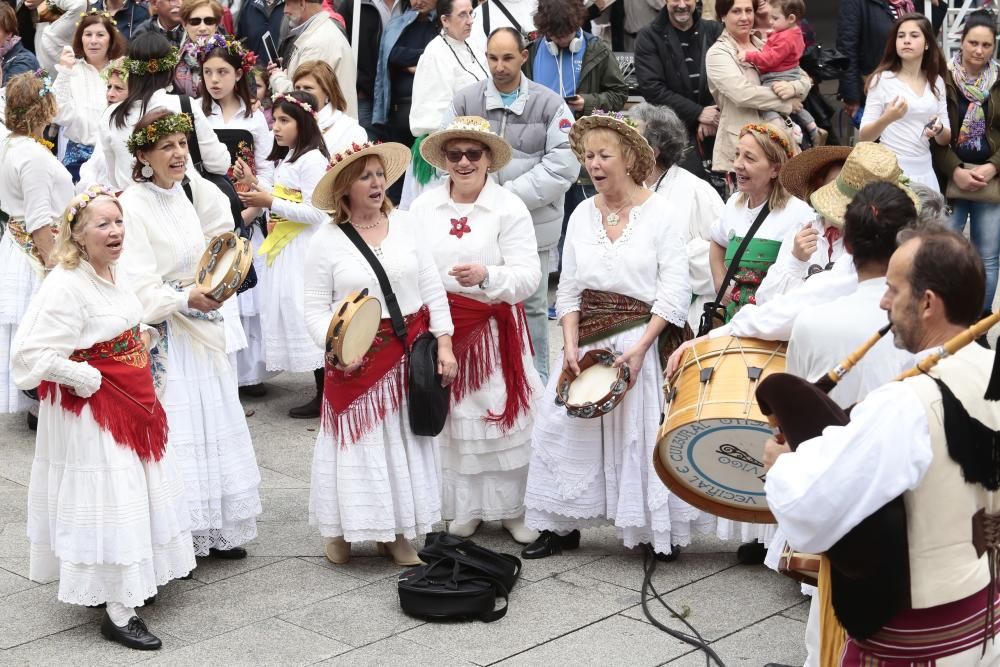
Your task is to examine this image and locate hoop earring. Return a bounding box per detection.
[141,163,154,179]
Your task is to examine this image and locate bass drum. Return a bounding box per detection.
[653,336,786,523]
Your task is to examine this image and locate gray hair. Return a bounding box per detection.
[625,103,689,172]
[909,183,948,227]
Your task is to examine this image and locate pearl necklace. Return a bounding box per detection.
[349,215,384,230]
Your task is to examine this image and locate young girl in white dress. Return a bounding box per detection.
[859,13,950,192]
[292,60,367,155]
[236,91,330,417]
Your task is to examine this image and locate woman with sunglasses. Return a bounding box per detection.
[409,117,542,544]
[173,0,223,97]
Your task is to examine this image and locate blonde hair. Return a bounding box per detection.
[329,156,395,225]
[582,127,639,179]
[4,72,58,137]
[736,123,794,211]
[53,193,124,269]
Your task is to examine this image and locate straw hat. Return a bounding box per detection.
[569,110,655,184]
[312,141,410,211]
[420,116,513,172]
[779,145,853,202]
[808,142,921,226]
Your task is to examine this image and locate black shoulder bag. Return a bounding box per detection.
[339,223,450,437]
[181,178,258,293]
[697,203,770,336]
[482,0,523,39]
[178,95,245,229]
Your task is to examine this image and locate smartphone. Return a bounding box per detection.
[262,32,279,65]
[564,96,577,102]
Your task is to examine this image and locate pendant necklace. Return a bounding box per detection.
[604,191,635,227]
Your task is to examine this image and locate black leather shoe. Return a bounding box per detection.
[521,530,580,559]
[239,383,267,397]
[100,613,162,650]
[736,540,767,565]
[209,546,247,560]
[654,545,682,563]
[26,412,37,431]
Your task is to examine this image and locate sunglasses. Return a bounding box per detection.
[187,16,218,25]
[444,148,487,163]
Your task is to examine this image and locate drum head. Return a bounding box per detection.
[567,364,619,405]
[340,298,382,364]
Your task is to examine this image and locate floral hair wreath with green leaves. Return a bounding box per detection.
[122,48,180,76]
[75,7,114,26]
[740,123,795,159]
[126,112,194,154]
[100,58,129,83]
[194,33,258,75]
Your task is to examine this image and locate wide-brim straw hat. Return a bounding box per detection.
[420,116,513,172]
[313,141,410,212]
[569,111,655,184]
[779,145,853,202]
[809,142,921,226]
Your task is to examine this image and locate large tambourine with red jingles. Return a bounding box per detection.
[325,289,382,366]
[554,348,630,418]
[653,336,787,524]
[195,232,253,302]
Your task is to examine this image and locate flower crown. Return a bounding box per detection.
[741,123,795,159]
[195,33,258,75]
[100,57,129,83]
[35,68,54,98]
[272,92,318,119]
[122,48,180,76]
[443,116,494,134]
[66,185,118,225]
[126,112,194,153]
[590,109,639,130]
[76,7,113,25]
[328,141,382,169]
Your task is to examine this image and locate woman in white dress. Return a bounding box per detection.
[402,0,488,206]
[52,9,125,182]
[521,111,707,560]
[304,142,457,566]
[118,109,262,559]
[75,58,129,192]
[237,90,330,417]
[411,117,542,544]
[292,60,367,154]
[12,187,195,651]
[198,33,276,394]
[0,72,75,425]
[859,12,950,192]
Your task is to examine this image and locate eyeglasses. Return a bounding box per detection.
[444,148,486,163]
[445,11,472,20]
[186,16,218,25]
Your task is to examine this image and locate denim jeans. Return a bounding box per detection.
[524,249,550,384]
[951,198,1000,310]
[358,98,375,140]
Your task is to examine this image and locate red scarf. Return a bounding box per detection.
[447,293,533,433]
[321,307,429,447]
[38,326,167,462]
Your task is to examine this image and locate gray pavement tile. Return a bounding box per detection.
[0,443,32,488]
[0,621,187,665]
[0,567,35,598]
[0,558,30,579]
[135,557,367,643]
[281,578,424,648]
[0,583,95,649]
[243,521,326,558]
[0,477,25,490]
[460,524,607,583]
[315,635,475,666]
[141,617,351,666]
[781,598,811,623]
[681,534,740,554]
[621,563,807,641]
[258,466,310,489]
[258,487,311,524]
[299,556,402,583]
[574,552,736,593]
[0,524,28,560]
[400,570,639,665]
[0,488,27,525]
[187,555,285,584]
[495,614,691,666]
[253,438,315,483]
[666,614,808,666]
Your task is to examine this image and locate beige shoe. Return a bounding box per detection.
[377,535,422,567]
[502,515,539,544]
[324,536,351,565]
[448,518,481,537]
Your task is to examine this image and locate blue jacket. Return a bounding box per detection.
[2,40,39,87]
[237,0,286,65]
[372,9,424,125]
[91,0,150,41]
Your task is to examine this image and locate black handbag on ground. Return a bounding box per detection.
[397,532,522,622]
[339,223,450,436]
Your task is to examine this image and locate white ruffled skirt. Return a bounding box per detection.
[0,232,39,413]
[235,228,276,386]
[26,386,196,607]
[162,325,262,556]
[524,326,715,555]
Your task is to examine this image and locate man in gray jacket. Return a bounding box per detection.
[443,27,580,382]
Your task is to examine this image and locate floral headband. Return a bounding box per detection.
[100,57,129,83]
[195,33,258,75]
[590,109,640,130]
[271,92,318,119]
[122,48,180,76]
[328,141,379,169]
[740,123,795,159]
[76,7,114,25]
[66,185,119,226]
[35,68,54,98]
[126,112,194,153]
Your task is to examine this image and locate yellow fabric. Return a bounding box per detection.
[257,184,307,266]
[818,555,846,667]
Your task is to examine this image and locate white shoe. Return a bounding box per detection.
[448,518,481,537]
[502,516,538,544]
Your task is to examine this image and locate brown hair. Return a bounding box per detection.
[53,193,124,269]
[866,13,946,98]
[737,123,794,211]
[293,60,348,113]
[715,0,760,19]
[129,108,183,181]
[329,156,395,225]
[896,227,985,326]
[532,0,587,38]
[72,14,126,61]
[4,72,58,137]
[181,0,223,22]
[0,3,19,35]
[771,0,804,19]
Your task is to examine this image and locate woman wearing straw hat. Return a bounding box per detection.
[410,116,543,544]
[304,141,457,567]
[520,110,710,560]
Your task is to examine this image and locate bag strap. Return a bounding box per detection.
[178,95,204,172]
[410,558,512,622]
[182,178,194,204]
[339,222,408,339]
[482,0,521,37]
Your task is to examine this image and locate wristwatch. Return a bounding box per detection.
[478,269,490,290]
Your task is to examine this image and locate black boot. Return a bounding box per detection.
[209,546,248,560]
[100,613,162,650]
[521,530,581,559]
[289,368,323,419]
[736,540,767,565]
[239,383,268,397]
[977,310,992,349]
[26,412,37,431]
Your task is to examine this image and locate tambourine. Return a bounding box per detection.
[778,543,820,587]
[195,232,254,302]
[554,348,630,418]
[326,289,382,366]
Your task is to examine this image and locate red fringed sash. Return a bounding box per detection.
[38,326,167,462]
[448,293,533,433]
[321,307,429,447]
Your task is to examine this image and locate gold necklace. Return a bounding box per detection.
[604,190,635,227]
[350,214,384,230]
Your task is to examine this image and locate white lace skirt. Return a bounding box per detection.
[309,395,442,544]
[234,229,275,386]
[26,386,196,607]
[715,518,776,545]
[162,327,262,556]
[258,229,324,373]
[524,326,714,555]
[0,233,40,413]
